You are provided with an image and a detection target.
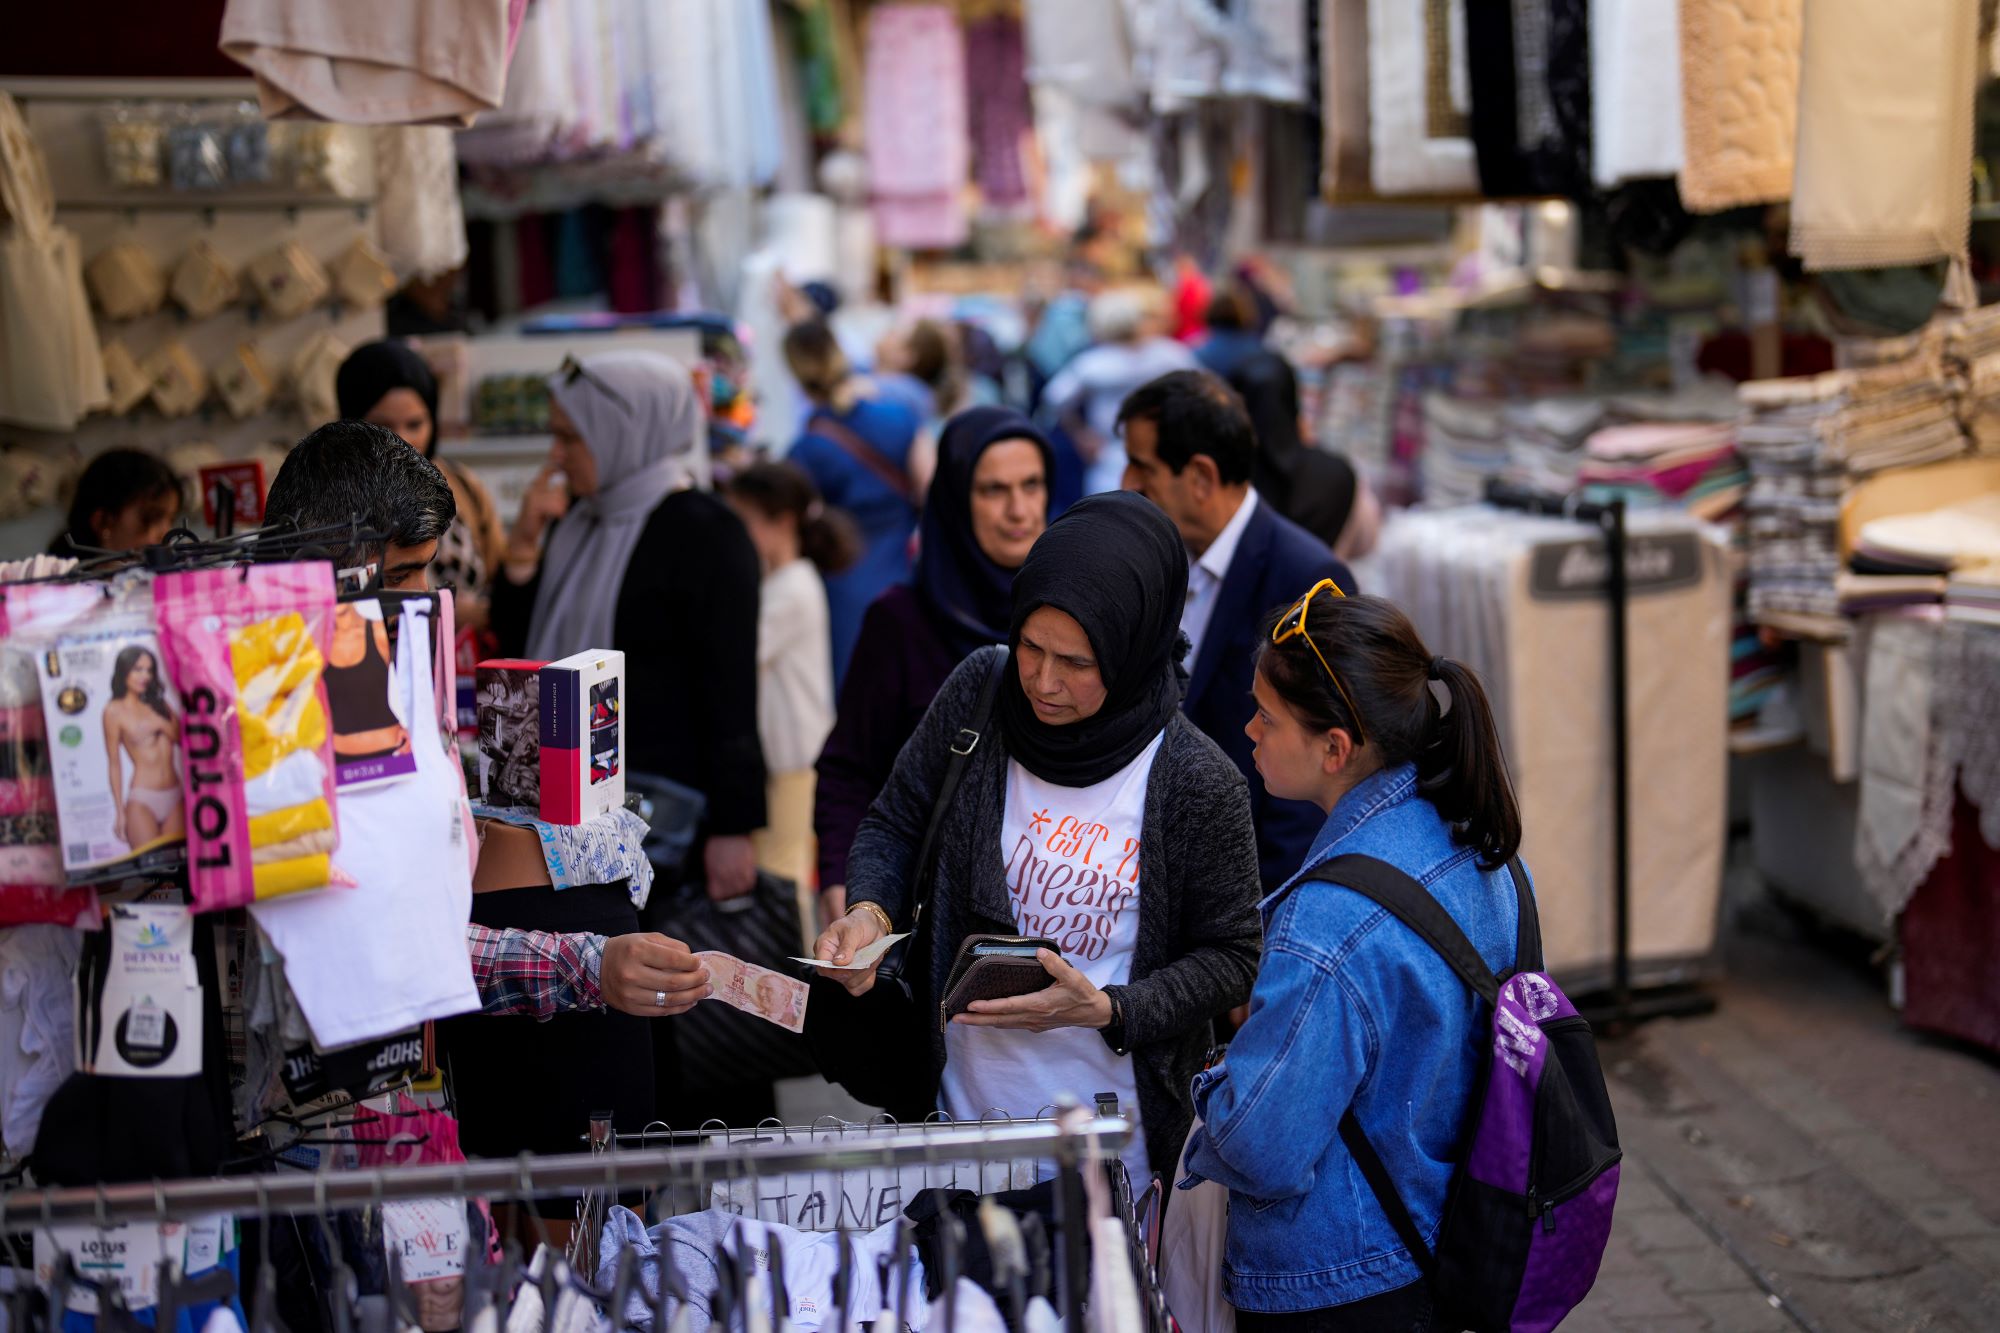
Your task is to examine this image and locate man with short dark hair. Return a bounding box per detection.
[1119,370,1357,891]
[265,424,710,1020]
[265,421,457,590]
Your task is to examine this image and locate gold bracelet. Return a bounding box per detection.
[848,901,895,937]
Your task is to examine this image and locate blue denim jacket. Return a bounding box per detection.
[1183,762,1525,1313]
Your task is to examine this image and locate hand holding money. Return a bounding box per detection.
[695,952,809,1033]
[600,934,711,1017]
[812,907,889,997]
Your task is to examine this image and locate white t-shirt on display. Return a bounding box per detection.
[939,731,1164,1185]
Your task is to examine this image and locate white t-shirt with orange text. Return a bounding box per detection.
[939,731,1163,1184]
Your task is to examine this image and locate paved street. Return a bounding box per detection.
[1568,887,2000,1332]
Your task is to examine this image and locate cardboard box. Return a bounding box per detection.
[538,649,624,825]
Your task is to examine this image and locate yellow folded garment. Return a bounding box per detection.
[231,611,331,775]
[247,799,333,849]
[252,854,331,900]
[251,828,337,864]
[238,693,328,776]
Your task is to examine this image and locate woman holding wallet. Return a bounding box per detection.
[813,491,1264,1186]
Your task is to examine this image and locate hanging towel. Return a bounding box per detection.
[864,4,970,250]
[0,95,106,432]
[1320,0,1372,197]
[1677,0,1802,212]
[1789,0,1980,272]
[219,0,512,127]
[1367,0,1477,195]
[1467,0,1592,197]
[1590,0,1684,186]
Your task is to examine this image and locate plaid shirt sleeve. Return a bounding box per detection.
[466,924,606,1019]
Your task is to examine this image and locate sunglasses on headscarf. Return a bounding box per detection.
[1271,577,1368,748]
[557,354,633,416]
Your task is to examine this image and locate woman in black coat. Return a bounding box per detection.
[813,492,1264,1184]
[492,351,767,891]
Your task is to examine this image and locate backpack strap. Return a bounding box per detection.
[1299,853,1522,1277]
[809,412,916,503]
[1300,854,1500,1004]
[1506,856,1544,976]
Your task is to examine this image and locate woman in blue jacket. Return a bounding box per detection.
[1184,584,1529,1330]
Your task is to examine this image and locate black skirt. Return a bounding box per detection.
[437,881,656,1214]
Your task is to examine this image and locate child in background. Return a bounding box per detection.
[722,464,861,945]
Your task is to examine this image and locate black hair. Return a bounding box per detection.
[62,449,181,552]
[1116,370,1258,487]
[1257,593,1523,868]
[264,421,457,566]
[724,462,862,576]
[109,645,174,723]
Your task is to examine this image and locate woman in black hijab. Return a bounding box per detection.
[1228,350,1381,562]
[812,492,1265,1181]
[335,341,507,627]
[813,407,1053,921]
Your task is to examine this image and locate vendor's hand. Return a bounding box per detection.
[954,950,1113,1034]
[813,909,886,997]
[819,885,847,930]
[600,933,711,1017]
[703,835,759,901]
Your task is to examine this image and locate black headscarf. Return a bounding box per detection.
[1230,350,1358,548]
[917,407,1056,660]
[335,341,441,457]
[999,491,1190,787]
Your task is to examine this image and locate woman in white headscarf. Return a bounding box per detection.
[493,351,767,905]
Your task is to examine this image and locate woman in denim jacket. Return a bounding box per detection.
[1184,588,1529,1331]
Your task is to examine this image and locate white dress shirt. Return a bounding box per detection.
[1179,488,1259,667]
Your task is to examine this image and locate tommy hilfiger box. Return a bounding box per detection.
[538,648,624,825]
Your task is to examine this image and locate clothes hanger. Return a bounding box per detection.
[604,1248,638,1333]
[977,1198,1028,1332]
[938,1215,965,1333]
[708,1246,737,1333]
[249,1179,293,1333]
[764,1227,790,1333]
[829,1231,851,1333]
[893,1217,914,1333]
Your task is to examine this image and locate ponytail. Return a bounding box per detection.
[1257,593,1523,868]
[724,461,862,577]
[1421,657,1523,869]
[783,320,860,414]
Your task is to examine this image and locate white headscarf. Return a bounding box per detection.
[526,351,705,659]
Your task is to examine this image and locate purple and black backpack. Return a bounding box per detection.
[1302,855,1621,1333]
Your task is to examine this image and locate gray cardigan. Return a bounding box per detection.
[847,647,1265,1180]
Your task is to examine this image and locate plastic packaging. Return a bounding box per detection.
[154,563,344,912]
[0,581,104,927]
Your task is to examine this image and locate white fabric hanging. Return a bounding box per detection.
[1366,0,1477,195]
[1222,0,1310,105]
[372,128,468,281]
[0,94,106,432]
[1589,0,1685,187]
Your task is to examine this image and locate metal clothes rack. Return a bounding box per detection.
[1,1118,1136,1333]
[1481,480,1715,1032]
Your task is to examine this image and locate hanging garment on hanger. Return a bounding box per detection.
[595,1208,928,1333]
[0,922,79,1156]
[1365,0,1477,195]
[1588,0,1683,186]
[372,129,469,282]
[964,16,1032,207]
[1676,0,1801,211]
[219,0,513,126]
[864,5,971,250]
[1466,0,1591,198]
[1788,0,1980,272]
[0,94,107,432]
[250,598,479,1047]
[1222,0,1311,105]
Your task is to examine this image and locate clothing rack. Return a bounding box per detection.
[1,1118,1135,1331]
[1480,480,1714,1031]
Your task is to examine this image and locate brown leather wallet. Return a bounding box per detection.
[938,934,1061,1032]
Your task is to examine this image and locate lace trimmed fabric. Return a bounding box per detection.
[371,127,468,281]
[1856,617,2000,919]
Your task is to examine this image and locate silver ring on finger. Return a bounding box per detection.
[654,990,667,1008]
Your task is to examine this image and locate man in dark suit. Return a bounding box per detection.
[1119,370,1357,891]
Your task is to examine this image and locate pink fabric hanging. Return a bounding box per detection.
[964,15,1031,207]
[864,4,970,250]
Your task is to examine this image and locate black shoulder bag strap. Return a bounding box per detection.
[1292,853,1540,1273]
[879,649,1008,982]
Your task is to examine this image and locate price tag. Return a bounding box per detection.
[125,1001,165,1050]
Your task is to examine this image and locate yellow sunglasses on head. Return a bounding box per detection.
[1271,578,1368,748]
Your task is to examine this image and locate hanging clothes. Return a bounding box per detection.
[1589,0,1684,187]
[1466,0,1592,198]
[0,94,107,432]
[1366,0,1477,195]
[964,15,1033,207]
[865,5,972,249]
[1788,0,1980,273]
[219,0,516,126]
[1223,0,1311,104]
[372,127,469,281]
[1677,0,1802,212]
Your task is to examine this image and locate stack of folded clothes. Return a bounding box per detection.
[1945,306,2000,455]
